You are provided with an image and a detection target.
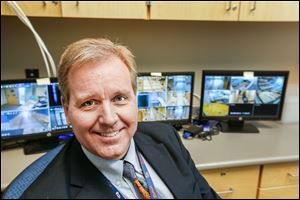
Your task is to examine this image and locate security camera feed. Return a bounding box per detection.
[202,72,288,118]
[1,80,71,139]
[137,74,193,122]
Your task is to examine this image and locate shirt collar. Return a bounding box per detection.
[123,139,143,174]
[81,138,142,183]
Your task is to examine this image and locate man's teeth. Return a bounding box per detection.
[99,131,119,137]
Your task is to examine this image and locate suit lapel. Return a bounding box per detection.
[68,139,117,199]
[134,133,191,199]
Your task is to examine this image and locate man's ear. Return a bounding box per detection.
[61,96,71,125]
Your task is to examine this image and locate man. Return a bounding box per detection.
[20,38,219,199]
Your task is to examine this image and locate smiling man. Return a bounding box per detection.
[63,56,138,161]
[18,38,219,199]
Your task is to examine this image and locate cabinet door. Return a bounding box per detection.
[260,162,299,188]
[150,1,239,21]
[201,165,260,199]
[1,1,62,17]
[258,185,299,199]
[61,1,147,19]
[258,162,299,199]
[239,1,299,21]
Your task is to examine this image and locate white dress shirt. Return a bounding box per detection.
[82,138,174,199]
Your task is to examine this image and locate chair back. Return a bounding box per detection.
[2,144,65,199]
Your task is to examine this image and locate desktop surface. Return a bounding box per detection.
[181,121,299,170]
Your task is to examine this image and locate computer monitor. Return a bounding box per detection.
[1,78,72,152]
[199,70,289,133]
[137,72,194,128]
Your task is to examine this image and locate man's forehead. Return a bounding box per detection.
[70,57,130,79]
[70,75,133,96]
[71,85,133,101]
[67,56,133,98]
[71,70,129,89]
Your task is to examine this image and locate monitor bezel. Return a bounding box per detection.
[199,70,289,121]
[1,78,73,142]
[137,72,195,125]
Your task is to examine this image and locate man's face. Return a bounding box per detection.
[63,56,138,160]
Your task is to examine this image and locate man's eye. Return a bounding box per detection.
[113,95,127,102]
[81,100,95,107]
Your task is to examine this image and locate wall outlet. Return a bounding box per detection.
[25,68,39,78]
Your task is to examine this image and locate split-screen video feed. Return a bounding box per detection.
[1,83,50,137]
[137,75,192,122]
[203,75,285,117]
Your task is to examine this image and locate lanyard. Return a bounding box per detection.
[137,151,158,199]
[106,178,125,199]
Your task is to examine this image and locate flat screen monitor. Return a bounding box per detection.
[137,72,194,127]
[1,78,72,146]
[199,70,289,133]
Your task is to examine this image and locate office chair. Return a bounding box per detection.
[2,144,65,199]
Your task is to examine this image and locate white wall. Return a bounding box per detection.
[1,16,299,121]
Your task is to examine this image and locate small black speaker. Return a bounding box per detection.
[25,68,39,78]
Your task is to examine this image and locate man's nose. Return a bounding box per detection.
[98,101,117,126]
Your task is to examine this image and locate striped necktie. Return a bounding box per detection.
[123,161,151,199]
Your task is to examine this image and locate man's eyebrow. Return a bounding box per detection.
[111,88,132,96]
[74,93,96,102]
[74,88,132,101]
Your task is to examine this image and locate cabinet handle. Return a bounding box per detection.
[231,4,237,11]
[52,1,58,5]
[43,1,47,6]
[250,1,256,12]
[226,1,232,11]
[76,1,79,6]
[287,172,299,178]
[217,188,234,195]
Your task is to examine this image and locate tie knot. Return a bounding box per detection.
[123,161,137,182]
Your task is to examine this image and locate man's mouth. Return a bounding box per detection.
[98,131,120,137]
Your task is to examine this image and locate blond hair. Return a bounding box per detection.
[58,38,137,104]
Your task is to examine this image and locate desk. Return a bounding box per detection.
[1,121,299,191]
[182,121,299,170]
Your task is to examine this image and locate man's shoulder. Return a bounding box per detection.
[20,138,78,198]
[137,122,176,136]
[137,122,174,132]
[135,122,181,145]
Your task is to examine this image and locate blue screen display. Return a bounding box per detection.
[201,72,288,119]
[1,80,71,139]
[137,74,193,122]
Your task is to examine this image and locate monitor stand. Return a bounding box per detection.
[220,120,259,133]
[23,137,61,155]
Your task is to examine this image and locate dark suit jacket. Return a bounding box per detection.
[21,122,219,199]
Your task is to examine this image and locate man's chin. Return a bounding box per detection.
[94,145,129,160]
[99,152,126,160]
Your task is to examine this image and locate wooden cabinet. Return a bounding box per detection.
[258,162,299,199]
[1,1,299,22]
[239,1,299,22]
[260,162,299,188]
[201,165,260,199]
[150,1,240,21]
[150,1,299,22]
[61,1,147,19]
[1,1,147,19]
[201,162,299,199]
[1,1,62,17]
